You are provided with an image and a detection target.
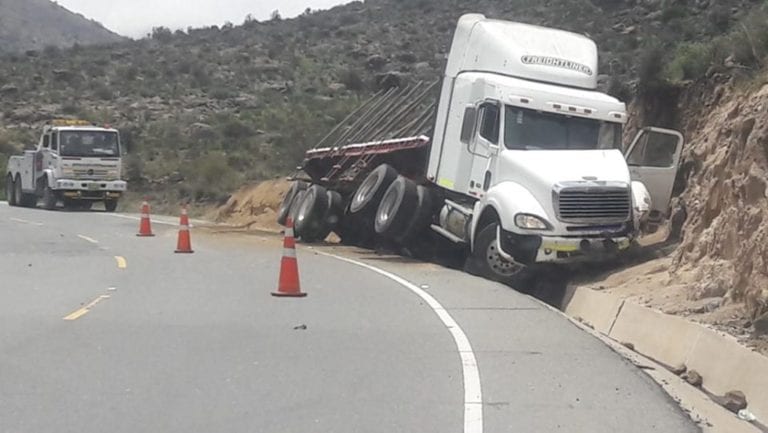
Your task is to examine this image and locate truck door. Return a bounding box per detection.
[624,127,684,219]
[468,101,501,196]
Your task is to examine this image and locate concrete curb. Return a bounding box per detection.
[563,286,768,427]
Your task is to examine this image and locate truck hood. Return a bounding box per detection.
[497,149,631,201]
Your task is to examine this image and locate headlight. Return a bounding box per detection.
[515,213,552,230]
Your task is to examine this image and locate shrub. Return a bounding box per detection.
[665,42,714,82]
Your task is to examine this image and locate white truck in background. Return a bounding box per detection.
[280,14,684,284]
[5,120,127,211]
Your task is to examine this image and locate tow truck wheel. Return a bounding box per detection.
[104,200,118,212]
[466,223,526,284]
[295,185,330,242]
[15,176,33,208]
[6,175,17,206]
[42,183,57,210]
[350,164,398,215]
[277,181,308,226]
[375,176,418,238]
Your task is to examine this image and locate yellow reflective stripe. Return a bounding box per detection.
[437,178,455,188]
[541,243,580,252]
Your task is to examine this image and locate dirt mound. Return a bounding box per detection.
[213,179,291,232]
[669,81,768,321]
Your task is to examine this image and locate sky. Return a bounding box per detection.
[54,0,354,38]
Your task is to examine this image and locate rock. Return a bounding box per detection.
[0,84,18,94]
[366,54,388,71]
[414,62,431,73]
[621,341,635,350]
[719,390,747,413]
[753,311,768,335]
[327,82,346,94]
[375,71,410,90]
[683,370,703,387]
[670,363,687,376]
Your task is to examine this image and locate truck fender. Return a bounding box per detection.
[631,180,651,226]
[470,181,549,250]
[41,169,56,188]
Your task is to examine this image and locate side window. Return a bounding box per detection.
[51,132,58,151]
[478,102,500,145]
[42,134,50,149]
[460,106,477,144]
[627,131,678,168]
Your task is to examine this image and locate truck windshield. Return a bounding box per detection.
[59,131,120,157]
[504,106,622,150]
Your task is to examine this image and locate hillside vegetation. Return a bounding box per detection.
[0,0,760,203]
[0,0,124,52]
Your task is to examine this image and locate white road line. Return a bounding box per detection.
[77,234,99,244]
[319,251,483,433]
[100,213,184,227]
[10,217,44,226]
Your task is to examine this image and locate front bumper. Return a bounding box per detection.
[55,179,127,200]
[498,228,633,265]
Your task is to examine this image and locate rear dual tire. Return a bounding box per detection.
[6,175,17,206]
[279,183,344,243]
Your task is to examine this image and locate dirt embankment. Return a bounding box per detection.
[672,80,768,321]
[213,179,291,232]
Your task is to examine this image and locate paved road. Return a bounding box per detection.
[0,202,699,432]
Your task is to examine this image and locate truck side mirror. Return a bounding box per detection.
[460,105,477,145]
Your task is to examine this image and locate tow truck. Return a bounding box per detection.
[5,119,127,211]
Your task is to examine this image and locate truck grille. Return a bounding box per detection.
[73,168,111,179]
[556,187,631,223]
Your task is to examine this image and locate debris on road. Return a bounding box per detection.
[293,324,307,330]
[682,370,703,387]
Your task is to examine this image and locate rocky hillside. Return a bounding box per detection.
[0,0,124,52]
[0,0,760,201]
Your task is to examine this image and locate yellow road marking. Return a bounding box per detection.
[115,256,127,269]
[63,295,110,321]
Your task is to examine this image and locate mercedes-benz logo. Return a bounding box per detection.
[87,169,94,176]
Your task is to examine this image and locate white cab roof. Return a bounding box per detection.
[446,14,599,90]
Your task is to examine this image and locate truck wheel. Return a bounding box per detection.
[326,190,344,227]
[42,184,57,210]
[396,185,434,244]
[6,175,17,206]
[287,190,307,234]
[104,200,118,212]
[295,185,330,242]
[465,223,526,284]
[375,176,418,238]
[16,176,34,208]
[277,181,308,226]
[350,164,397,215]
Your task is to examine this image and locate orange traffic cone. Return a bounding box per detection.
[136,200,155,237]
[174,206,194,254]
[272,218,307,297]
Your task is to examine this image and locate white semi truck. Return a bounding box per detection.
[278,14,683,283]
[5,120,127,211]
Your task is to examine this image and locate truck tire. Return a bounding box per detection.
[375,176,418,238]
[295,185,330,242]
[326,190,344,231]
[350,164,398,215]
[396,185,434,244]
[15,176,34,208]
[104,200,118,212]
[465,223,526,284]
[6,175,17,206]
[287,190,307,234]
[42,183,57,210]
[277,181,308,226]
